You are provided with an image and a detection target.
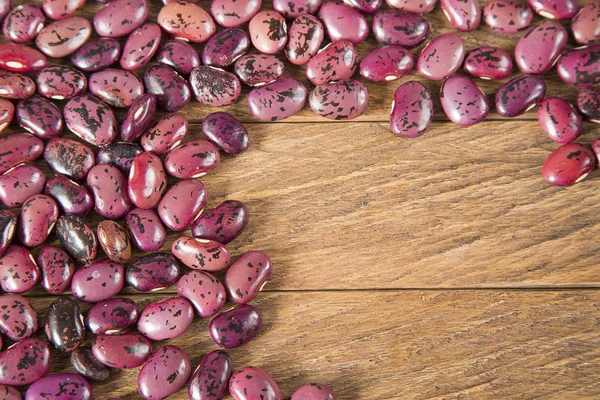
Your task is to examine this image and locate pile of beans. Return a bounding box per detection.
[0,0,597,397]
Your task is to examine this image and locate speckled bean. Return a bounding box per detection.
[291,383,335,400]
[71,38,121,72]
[156,39,200,74]
[416,32,465,80]
[225,251,272,304]
[571,0,600,45]
[209,304,263,348]
[96,142,143,172]
[495,74,546,117]
[542,142,596,186]
[229,367,281,400]
[17,194,59,248]
[64,94,118,146]
[158,2,215,42]
[248,76,307,121]
[0,43,47,73]
[0,245,39,293]
[189,65,242,106]
[202,28,249,67]
[577,86,600,123]
[44,175,93,216]
[249,10,288,54]
[164,139,220,178]
[191,200,249,244]
[128,152,166,210]
[0,338,51,386]
[16,96,62,139]
[140,113,189,155]
[2,4,45,43]
[0,165,46,208]
[55,214,97,264]
[25,374,91,400]
[440,0,480,31]
[98,220,131,263]
[93,0,148,37]
[440,75,489,127]
[158,179,207,231]
[0,132,44,175]
[86,164,132,219]
[137,297,194,340]
[528,0,578,20]
[86,297,139,335]
[390,81,433,137]
[0,72,35,99]
[120,23,161,70]
[360,45,413,82]
[537,97,582,143]
[138,345,191,400]
[0,293,38,341]
[70,347,110,382]
[0,385,21,400]
[274,0,321,18]
[234,54,285,87]
[318,2,368,45]
[37,245,75,294]
[172,236,231,272]
[43,0,86,20]
[385,0,436,13]
[306,40,357,85]
[71,258,124,302]
[88,68,143,108]
[310,80,369,120]
[285,15,323,65]
[44,137,94,181]
[35,16,91,58]
[483,0,533,33]
[0,99,13,133]
[36,65,87,100]
[188,351,232,400]
[372,10,430,47]
[211,0,261,27]
[124,208,167,252]
[177,270,226,317]
[126,252,181,292]
[92,333,152,369]
[556,44,600,87]
[120,94,156,143]
[45,297,84,352]
[464,47,513,80]
[514,21,567,74]
[144,65,191,112]
[202,111,249,155]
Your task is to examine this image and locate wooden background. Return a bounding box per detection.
[3,0,600,398]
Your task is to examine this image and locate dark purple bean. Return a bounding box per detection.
[45,297,85,352]
[71,38,121,72]
[70,347,110,382]
[0,210,15,259]
[96,142,143,172]
[16,96,62,139]
[209,304,263,348]
[144,64,191,112]
[495,74,546,117]
[190,65,242,107]
[202,28,249,67]
[124,208,167,252]
[577,86,600,123]
[156,39,200,75]
[464,47,513,80]
[37,245,75,295]
[372,10,430,47]
[44,175,93,216]
[120,93,156,142]
[55,214,98,265]
[188,350,233,400]
[191,200,248,244]
[44,137,95,181]
[202,111,249,155]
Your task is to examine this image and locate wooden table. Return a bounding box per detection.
[5,0,600,398]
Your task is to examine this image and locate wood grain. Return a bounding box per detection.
[22,290,600,399]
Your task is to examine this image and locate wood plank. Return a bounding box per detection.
[6,0,586,123]
[22,290,600,399]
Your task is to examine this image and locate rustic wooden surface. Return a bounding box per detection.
[4,0,600,398]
